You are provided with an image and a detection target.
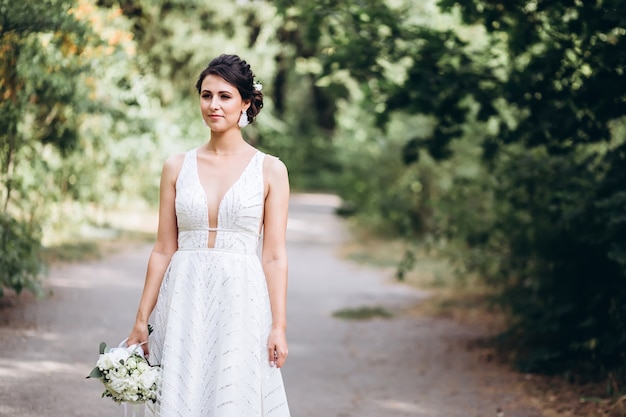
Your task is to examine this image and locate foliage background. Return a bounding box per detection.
[1,0,624,388]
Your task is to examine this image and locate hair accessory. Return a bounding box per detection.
[238,110,249,128]
[253,81,262,92]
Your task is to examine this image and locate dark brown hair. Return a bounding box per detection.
[195,54,264,124]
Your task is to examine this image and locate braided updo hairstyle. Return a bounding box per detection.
[195,54,264,124]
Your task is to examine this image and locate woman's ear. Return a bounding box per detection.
[242,99,251,112]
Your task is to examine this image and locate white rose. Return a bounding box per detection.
[126,357,138,369]
[106,375,129,395]
[139,367,159,390]
[136,361,149,372]
[129,372,141,389]
[125,392,140,402]
[107,348,131,366]
[96,354,114,371]
[113,366,128,379]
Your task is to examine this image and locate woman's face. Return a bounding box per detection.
[199,74,250,132]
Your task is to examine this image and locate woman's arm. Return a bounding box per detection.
[262,156,290,368]
[127,154,182,354]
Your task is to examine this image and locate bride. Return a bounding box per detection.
[126,54,291,417]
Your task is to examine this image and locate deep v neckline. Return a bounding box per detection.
[193,148,260,229]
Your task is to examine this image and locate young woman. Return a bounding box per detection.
[127,54,291,417]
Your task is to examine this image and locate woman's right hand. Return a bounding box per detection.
[127,322,150,357]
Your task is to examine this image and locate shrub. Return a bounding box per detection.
[0,214,43,297]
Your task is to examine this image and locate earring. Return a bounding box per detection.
[238,110,249,128]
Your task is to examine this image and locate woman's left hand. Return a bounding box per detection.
[267,327,288,368]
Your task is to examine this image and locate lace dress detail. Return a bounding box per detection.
[146,148,290,417]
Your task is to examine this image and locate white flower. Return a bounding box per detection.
[89,341,161,405]
[138,367,159,389]
[253,82,262,91]
[106,374,129,394]
[108,347,131,365]
[123,391,140,403]
[96,354,114,371]
[126,357,138,369]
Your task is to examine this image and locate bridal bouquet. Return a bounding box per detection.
[87,339,161,404]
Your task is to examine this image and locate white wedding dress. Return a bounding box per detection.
[145,148,290,417]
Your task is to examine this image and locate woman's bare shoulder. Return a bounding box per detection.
[262,153,288,178]
[162,152,187,182]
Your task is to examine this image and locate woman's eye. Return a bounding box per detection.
[221,95,231,99]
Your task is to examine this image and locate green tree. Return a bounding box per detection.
[272,0,626,378]
[431,0,626,376]
[0,0,161,295]
[0,0,94,295]
[96,0,344,189]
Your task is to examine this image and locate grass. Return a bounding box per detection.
[42,228,155,265]
[42,241,103,264]
[339,228,456,287]
[332,306,393,320]
[38,207,159,265]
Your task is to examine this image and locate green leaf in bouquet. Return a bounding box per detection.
[99,342,107,355]
[86,366,103,379]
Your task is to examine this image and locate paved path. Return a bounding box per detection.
[0,194,544,417]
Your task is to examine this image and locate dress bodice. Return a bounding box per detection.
[175,148,265,254]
